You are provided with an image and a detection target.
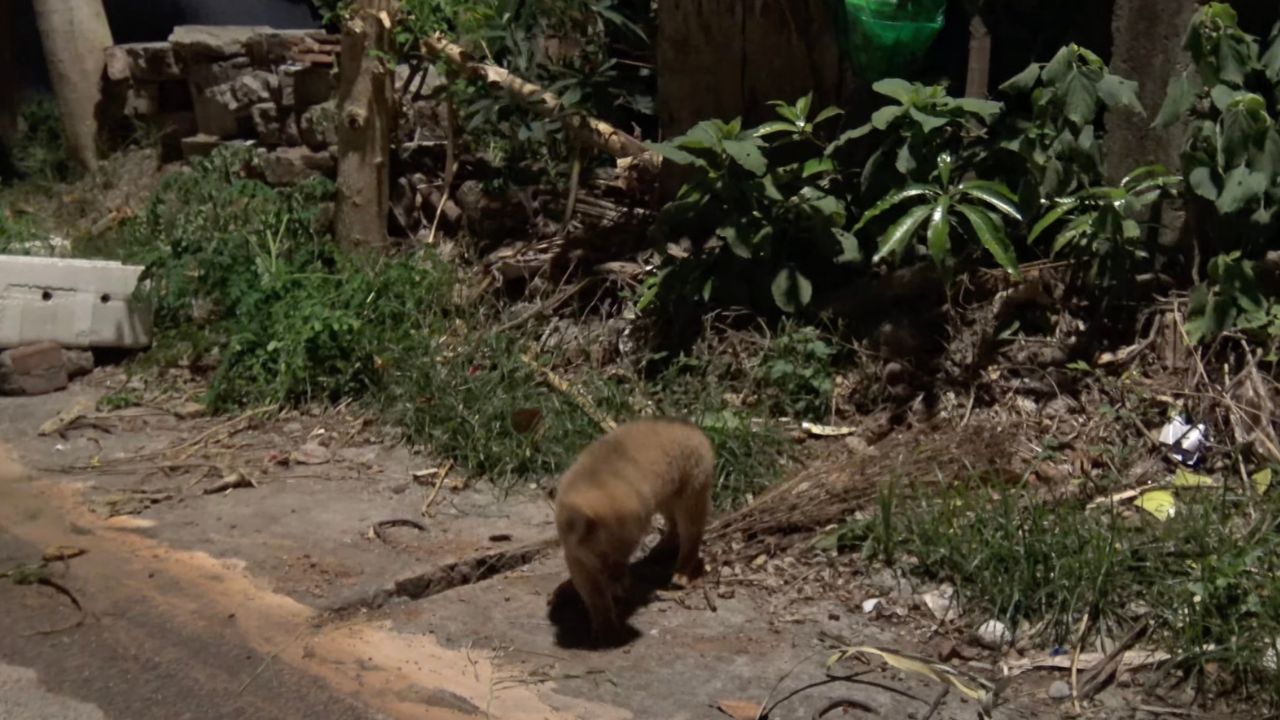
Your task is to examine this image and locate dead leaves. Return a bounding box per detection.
[713,699,763,720]
[827,646,998,712]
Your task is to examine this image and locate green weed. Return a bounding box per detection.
[839,474,1280,707]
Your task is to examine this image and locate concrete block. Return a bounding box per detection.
[0,342,69,396]
[0,255,153,350]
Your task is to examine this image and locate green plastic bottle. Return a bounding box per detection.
[837,0,947,81]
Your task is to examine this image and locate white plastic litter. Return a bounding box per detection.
[1157,415,1208,466]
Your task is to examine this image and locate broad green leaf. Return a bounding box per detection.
[795,92,813,120]
[755,120,800,137]
[1210,84,1245,111]
[1028,200,1080,243]
[952,97,1004,122]
[798,187,848,226]
[956,204,1020,275]
[1215,165,1268,214]
[872,203,933,264]
[1264,31,1280,81]
[926,196,952,267]
[1098,73,1144,115]
[770,267,813,313]
[855,185,936,230]
[685,120,727,150]
[1135,489,1176,521]
[772,104,801,124]
[910,107,948,133]
[871,78,916,103]
[1154,72,1196,129]
[871,105,907,130]
[751,226,773,253]
[832,228,862,264]
[1216,34,1254,86]
[717,225,752,259]
[1121,164,1173,187]
[1188,166,1220,201]
[803,156,835,178]
[1042,46,1075,85]
[1062,69,1101,126]
[644,141,706,168]
[761,174,784,201]
[961,180,1023,221]
[813,106,844,125]
[1051,216,1092,255]
[721,139,768,176]
[825,124,873,155]
[1121,217,1142,240]
[896,143,917,176]
[1000,63,1042,94]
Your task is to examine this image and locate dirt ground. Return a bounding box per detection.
[0,368,1221,720]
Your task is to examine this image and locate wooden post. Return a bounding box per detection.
[31,0,114,170]
[335,0,395,250]
[0,0,17,144]
[657,0,844,140]
[964,14,992,99]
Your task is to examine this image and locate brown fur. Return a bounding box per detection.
[553,418,715,641]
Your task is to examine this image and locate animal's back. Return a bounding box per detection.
[556,419,713,519]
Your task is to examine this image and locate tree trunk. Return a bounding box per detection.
[31,0,114,170]
[0,0,18,144]
[335,0,394,251]
[964,14,992,99]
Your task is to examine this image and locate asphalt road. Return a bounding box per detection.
[0,529,386,720]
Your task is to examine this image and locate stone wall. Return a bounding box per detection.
[101,25,340,184]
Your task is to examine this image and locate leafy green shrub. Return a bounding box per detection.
[647,95,854,314]
[123,146,419,408]
[2,97,72,184]
[854,151,1022,275]
[1154,2,1280,344]
[121,145,786,495]
[752,323,837,419]
[1030,165,1181,282]
[997,44,1145,203]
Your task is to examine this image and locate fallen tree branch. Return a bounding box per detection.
[421,33,655,165]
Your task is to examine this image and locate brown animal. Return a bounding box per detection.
[554,418,715,642]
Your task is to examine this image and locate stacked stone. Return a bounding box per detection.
[102,25,341,185]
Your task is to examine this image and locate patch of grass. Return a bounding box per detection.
[2,96,72,185]
[115,145,786,500]
[838,474,1280,707]
[752,322,837,421]
[0,209,47,252]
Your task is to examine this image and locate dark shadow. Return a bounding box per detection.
[546,540,702,650]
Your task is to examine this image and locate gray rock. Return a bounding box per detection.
[169,25,271,60]
[1048,680,1072,700]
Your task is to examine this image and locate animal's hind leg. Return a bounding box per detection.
[654,509,680,558]
[671,487,710,585]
